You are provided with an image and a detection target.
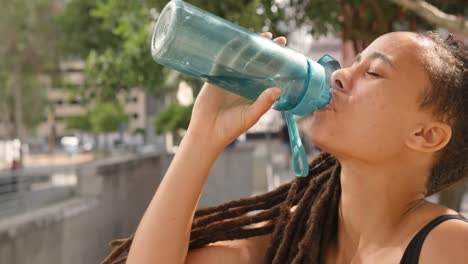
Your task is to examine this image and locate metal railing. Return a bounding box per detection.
[0,165,79,217]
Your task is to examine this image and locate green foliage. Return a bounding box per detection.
[59,0,286,133]
[297,0,466,52]
[155,103,193,134]
[65,114,92,131]
[57,0,120,58]
[21,78,48,131]
[58,0,466,136]
[65,101,127,133]
[59,0,286,101]
[59,0,466,102]
[0,0,59,138]
[85,0,171,97]
[0,77,47,136]
[133,128,146,135]
[89,101,128,133]
[0,0,60,74]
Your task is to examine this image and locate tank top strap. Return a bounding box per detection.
[400,214,467,264]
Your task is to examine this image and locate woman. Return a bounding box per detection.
[103,31,467,263]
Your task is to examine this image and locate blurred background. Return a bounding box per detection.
[0,0,466,263]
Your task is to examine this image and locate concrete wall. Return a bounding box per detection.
[199,145,255,207]
[0,145,255,264]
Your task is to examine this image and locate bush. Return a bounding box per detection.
[155,103,193,134]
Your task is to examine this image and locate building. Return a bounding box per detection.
[36,60,149,137]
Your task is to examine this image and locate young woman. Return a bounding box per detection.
[103,31,468,264]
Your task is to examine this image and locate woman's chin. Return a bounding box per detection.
[308,130,345,158]
[314,142,332,154]
[309,124,333,145]
[308,115,347,156]
[310,135,331,152]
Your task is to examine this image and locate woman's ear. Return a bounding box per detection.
[405,122,452,153]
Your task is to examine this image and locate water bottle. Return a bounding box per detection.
[151,0,340,177]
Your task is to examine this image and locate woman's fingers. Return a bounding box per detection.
[274,36,287,46]
[261,32,273,39]
[244,87,281,128]
[260,32,287,46]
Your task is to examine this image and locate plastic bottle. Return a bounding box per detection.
[151,0,340,177]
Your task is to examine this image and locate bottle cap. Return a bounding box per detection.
[289,55,340,116]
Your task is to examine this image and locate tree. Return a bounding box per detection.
[57,0,288,137]
[89,102,128,133]
[0,75,47,138]
[390,0,468,35]
[66,101,127,133]
[59,0,467,137]
[296,0,466,53]
[154,103,193,134]
[65,114,92,132]
[59,0,286,100]
[0,0,60,140]
[59,0,467,100]
[57,0,120,58]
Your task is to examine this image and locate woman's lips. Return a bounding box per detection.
[317,97,335,112]
[322,103,334,110]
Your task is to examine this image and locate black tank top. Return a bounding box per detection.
[400,214,467,264]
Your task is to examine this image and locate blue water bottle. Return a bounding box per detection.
[151,0,340,177]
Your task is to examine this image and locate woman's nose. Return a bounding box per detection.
[331,68,349,91]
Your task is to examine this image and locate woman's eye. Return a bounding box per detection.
[366,71,381,77]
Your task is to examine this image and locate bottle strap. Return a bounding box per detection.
[317,54,341,71]
[284,112,309,177]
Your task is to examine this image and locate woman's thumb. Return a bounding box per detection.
[244,87,281,126]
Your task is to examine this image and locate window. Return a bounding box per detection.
[69,98,81,105]
[126,97,138,103]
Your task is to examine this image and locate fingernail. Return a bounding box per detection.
[270,88,281,101]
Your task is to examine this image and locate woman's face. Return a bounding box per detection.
[310,32,433,162]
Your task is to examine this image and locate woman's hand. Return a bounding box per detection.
[186,32,287,152]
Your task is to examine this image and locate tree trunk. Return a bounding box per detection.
[48,104,56,155]
[390,0,468,35]
[12,67,24,166]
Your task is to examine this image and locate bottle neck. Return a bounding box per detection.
[288,58,331,116]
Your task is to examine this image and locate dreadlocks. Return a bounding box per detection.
[102,31,467,264]
[102,152,341,264]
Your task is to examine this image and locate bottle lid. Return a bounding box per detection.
[289,55,340,116]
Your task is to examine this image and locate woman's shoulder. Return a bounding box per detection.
[418,215,468,263]
[416,202,468,264]
[186,234,272,264]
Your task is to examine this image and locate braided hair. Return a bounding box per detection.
[102,152,341,264]
[102,31,467,264]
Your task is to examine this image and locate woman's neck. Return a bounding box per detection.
[334,156,430,262]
